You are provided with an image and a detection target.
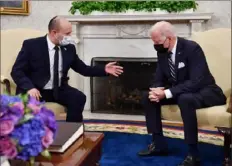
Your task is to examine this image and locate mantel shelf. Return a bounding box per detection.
[61,12,213,23]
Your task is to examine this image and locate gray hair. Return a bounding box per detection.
[149,21,176,39]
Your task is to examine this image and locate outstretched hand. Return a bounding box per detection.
[105,62,123,77]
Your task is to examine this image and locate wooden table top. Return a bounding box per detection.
[36,132,104,166]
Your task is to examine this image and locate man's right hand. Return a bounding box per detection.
[149,87,165,102]
[149,92,160,102]
[149,87,165,92]
[27,88,41,101]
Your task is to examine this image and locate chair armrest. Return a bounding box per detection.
[228,93,232,113]
[1,75,11,95]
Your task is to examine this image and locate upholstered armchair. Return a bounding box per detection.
[160,28,231,164]
[0,29,66,120]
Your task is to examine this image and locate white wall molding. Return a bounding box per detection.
[61,12,213,23]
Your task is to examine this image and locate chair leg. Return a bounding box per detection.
[216,127,232,166]
[223,131,231,166]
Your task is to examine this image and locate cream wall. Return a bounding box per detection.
[196,1,231,29]
[1,1,231,30]
[1,1,73,31]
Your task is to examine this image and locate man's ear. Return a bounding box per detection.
[171,36,176,43]
[51,30,57,36]
[167,37,174,46]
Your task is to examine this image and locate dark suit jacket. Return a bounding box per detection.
[11,35,107,94]
[151,37,224,98]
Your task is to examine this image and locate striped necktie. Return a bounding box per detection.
[168,52,176,82]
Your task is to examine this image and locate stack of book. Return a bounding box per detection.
[49,122,84,153]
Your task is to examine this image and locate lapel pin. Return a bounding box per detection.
[178,52,181,54]
[64,47,67,51]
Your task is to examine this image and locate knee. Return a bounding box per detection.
[78,92,86,105]
[142,91,150,105]
[141,91,159,107]
[71,90,86,105]
[177,93,195,105]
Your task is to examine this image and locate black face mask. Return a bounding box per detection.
[153,38,169,53]
[154,44,169,53]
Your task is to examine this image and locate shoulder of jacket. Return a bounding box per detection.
[23,36,45,44]
[178,37,201,51]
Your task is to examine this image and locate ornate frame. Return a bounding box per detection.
[0,0,30,15]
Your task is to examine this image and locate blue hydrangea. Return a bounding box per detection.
[10,118,45,160]
[0,95,21,106]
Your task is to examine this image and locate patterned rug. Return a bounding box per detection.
[83,119,224,146]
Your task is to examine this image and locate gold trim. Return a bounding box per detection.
[0,0,30,16]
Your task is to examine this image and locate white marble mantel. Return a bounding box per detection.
[63,12,213,23]
[61,12,213,111]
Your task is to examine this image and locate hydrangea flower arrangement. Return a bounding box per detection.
[0,94,57,165]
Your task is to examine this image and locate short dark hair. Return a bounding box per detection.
[48,16,59,32]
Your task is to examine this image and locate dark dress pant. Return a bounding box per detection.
[143,86,226,145]
[40,85,86,122]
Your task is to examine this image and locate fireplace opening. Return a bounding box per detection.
[90,57,157,115]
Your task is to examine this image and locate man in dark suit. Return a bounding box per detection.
[138,21,226,166]
[11,16,123,123]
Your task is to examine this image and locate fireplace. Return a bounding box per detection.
[90,57,157,115]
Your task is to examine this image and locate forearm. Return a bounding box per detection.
[164,89,173,99]
[151,82,165,88]
[164,84,196,99]
[11,40,35,91]
[78,65,107,77]
[169,77,207,98]
[71,50,108,77]
[11,70,35,91]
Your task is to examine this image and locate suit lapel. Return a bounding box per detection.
[174,37,184,78]
[157,38,184,83]
[60,46,68,73]
[41,35,50,73]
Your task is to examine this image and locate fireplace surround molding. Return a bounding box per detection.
[63,12,213,23]
[61,12,213,111]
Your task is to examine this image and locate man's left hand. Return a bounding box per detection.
[105,62,123,77]
[150,87,166,100]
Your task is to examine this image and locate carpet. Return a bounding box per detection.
[83,119,224,165]
[83,119,224,146]
[98,131,224,166]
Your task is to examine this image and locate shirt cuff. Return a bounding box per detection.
[164,89,173,99]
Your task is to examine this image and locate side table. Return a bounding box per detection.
[216,127,232,166]
[9,132,104,166]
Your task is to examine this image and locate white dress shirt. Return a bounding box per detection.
[164,38,178,99]
[43,35,63,89]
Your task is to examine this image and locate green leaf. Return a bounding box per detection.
[11,138,18,145]
[19,93,28,102]
[25,107,31,114]
[30,157,35,166]
[17,145,23,153]
[41,149,51,160]
[18,113,34,124]
[69,1,197,15]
